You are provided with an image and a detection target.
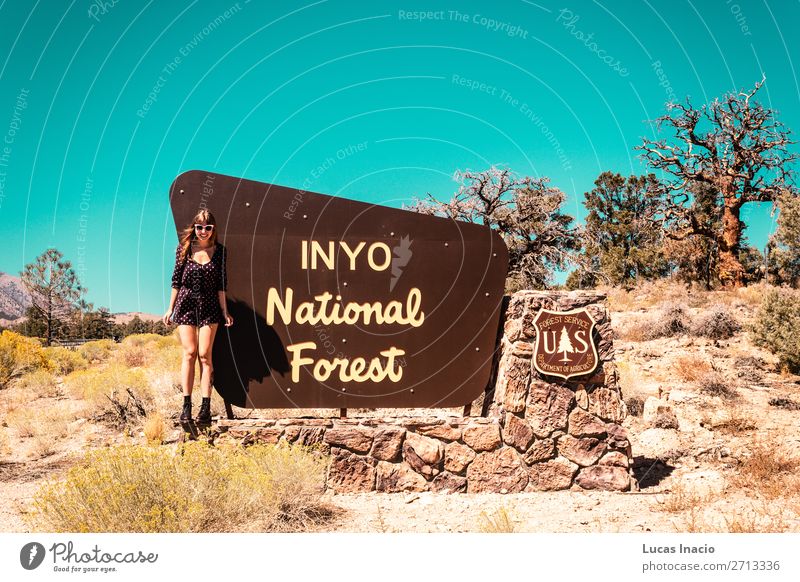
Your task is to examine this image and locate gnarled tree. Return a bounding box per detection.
[405,166,579,290]
[638,77,798,287]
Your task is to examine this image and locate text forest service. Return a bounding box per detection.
[169,170,509,409]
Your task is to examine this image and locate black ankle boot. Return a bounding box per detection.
[180,396,192,422]
[196,398,212,424]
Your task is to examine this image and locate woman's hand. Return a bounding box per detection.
[163,309,173,325]
[223,312,234,327]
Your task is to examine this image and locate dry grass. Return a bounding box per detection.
[657,479,714,513]
[143,412,166,444]
[672,354,714,383]
[6,405,72,459]
[17,369,60,399]
[732,437,800,499]
[28,441,332,532]
[477,506,516,533]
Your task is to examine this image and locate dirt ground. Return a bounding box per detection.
[2,284,800,533]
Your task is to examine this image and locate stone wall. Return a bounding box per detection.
[215,290,635,493]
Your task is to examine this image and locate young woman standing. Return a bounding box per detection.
[163,209,233,423]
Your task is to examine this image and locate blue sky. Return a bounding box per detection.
[1,0,797,314]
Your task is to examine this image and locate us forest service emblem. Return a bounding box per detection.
[531,308,599,380]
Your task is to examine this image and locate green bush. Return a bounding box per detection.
[0,331,50,389]
[29,441,330,532]
[751,289,800,373]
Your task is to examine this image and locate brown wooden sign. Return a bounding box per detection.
[531,308,598,380]
[169,170,509,409]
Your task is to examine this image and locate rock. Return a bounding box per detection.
[575,465,630,491]
[526,382,574,438]
[504,318,523,343]
[526,456,578,491]
[326,448,376,493]
[462,423,502,452]
[370,427,406,461]
[417,423,461,442]
[523,438,556,464]
[444,441,476,474]
[588,387,625,423]
[557,434,607,466]
[568,408,608,438]
[467,447,529,493]
[403,432,443,479]
[633,428,682,460]
[512,341,533,358]
[283,426,325,447]
[575,386,589,410]
[232,428,283,444]
[642,397,679,429]
[502,413,534,452]
[605,424,631,451]
[375,461,428,492]
[494,354,531,412]
[323,426,375,453]
[599,451,629,468]
[430,472,467,493]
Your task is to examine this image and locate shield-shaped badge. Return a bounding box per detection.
[531,308,598,380]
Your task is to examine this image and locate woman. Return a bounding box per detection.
[163,209,233,423]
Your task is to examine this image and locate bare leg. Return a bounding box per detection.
[177,325,199,396]
[197,323,219,398]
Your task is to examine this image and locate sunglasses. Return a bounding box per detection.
[194,224,214,232]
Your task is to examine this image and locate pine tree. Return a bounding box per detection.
[578,171,668,287]
[557,326,575,363]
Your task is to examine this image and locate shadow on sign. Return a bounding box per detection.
[212,298,290,408]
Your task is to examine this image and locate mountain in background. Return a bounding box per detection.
[0,271,159,327]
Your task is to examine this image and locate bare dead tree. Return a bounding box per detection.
[405,165,578,289]
[637,76,798,287]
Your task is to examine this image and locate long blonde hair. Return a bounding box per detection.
[178,209,217,263]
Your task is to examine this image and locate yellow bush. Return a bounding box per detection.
[79,339,114,362]
[29,441,330,532]
[122,333,164,347]
[0,331,50,389]
[44,346,88,375]
[64,363,154,424]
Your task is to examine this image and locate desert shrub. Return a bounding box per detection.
[697,371,737,399]
[115,343,148,367]
[29,441,330,532]
[769,397,800,411]
[672,354,714,383]
[751,289,800,373]
[625,395,644,417]
[122,333,165,348]
[143,412,166,444]
[44,346,88,375]
[79,339,115,362]
[17,369,60,398]
[691,306,741,339]
[64,363,155,425]
[6,406,71,457]
[644,303,690,340]
[0,331,50,389]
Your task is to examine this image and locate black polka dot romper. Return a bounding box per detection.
[170,242,227,327]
